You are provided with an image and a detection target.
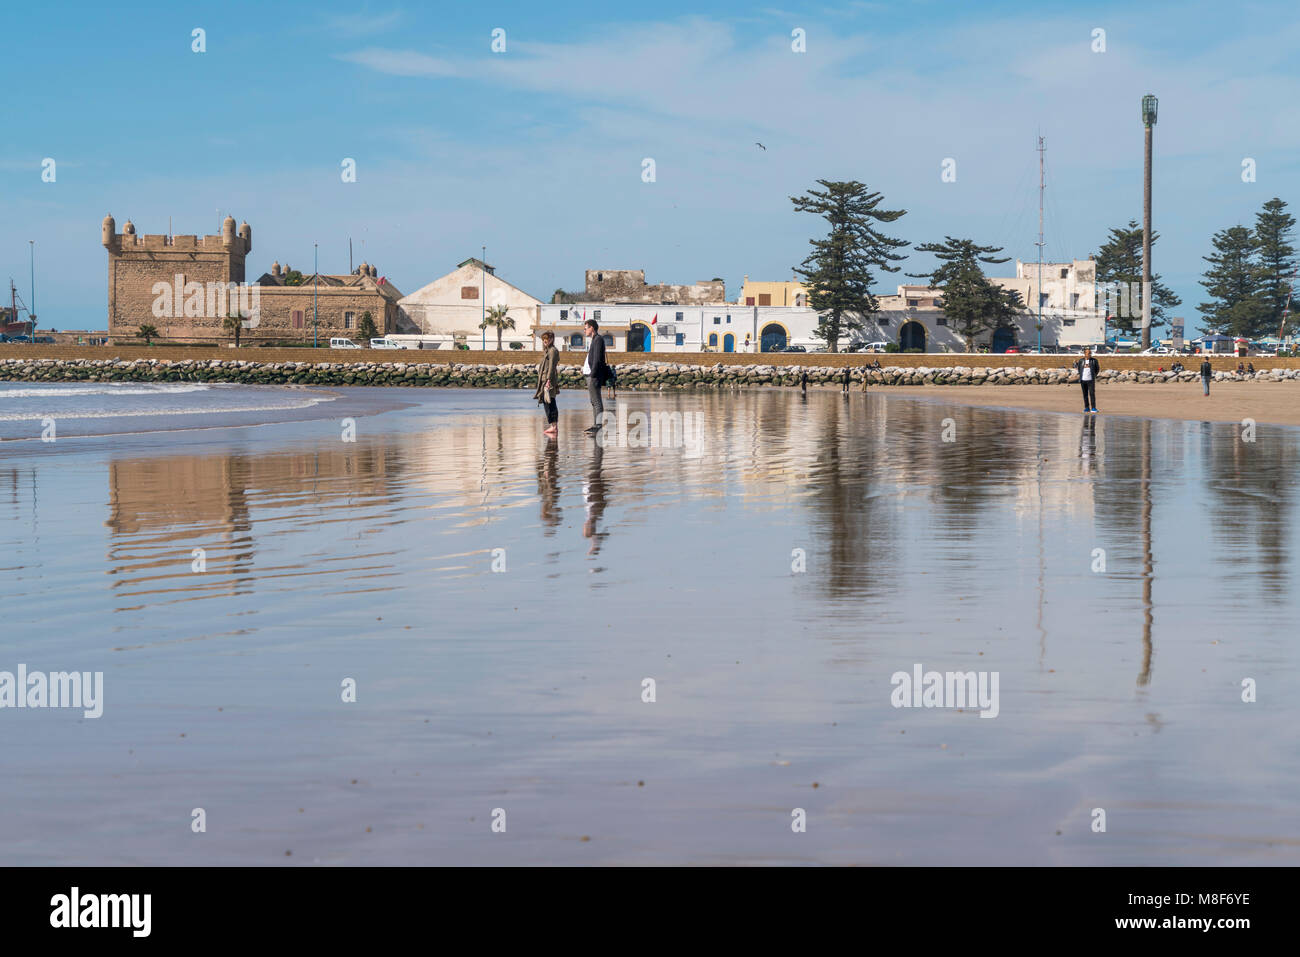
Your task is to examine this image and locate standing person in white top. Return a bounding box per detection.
[1074,346,1100,413]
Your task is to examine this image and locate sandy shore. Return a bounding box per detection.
[888,380,1300,427]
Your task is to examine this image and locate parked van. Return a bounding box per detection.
[329,337,361,349]
[370,337,405,349]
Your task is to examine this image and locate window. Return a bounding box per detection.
[560,309,568,320]
[907,299,919,306]
[461,286,478,300]
[1060,268,1069,279]
[602,334,613,347]
[292,309,304,329]
[713,317,721,325]
[674,312,683,322]
[344,311,355,329]
[593,310,601,321]
[1039,293,1049,308]
[937,317,948,326]
[726,315,732,324]
[708,333,718,347]
[1063,319,1076,327]
[596,273,603,282]
[1070,293,1080,308]
[569,333,584,348]
[675,333,685,345]
[758,293,771,306]
[745,297,755,306]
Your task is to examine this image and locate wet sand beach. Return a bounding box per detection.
[1,384,1297,865]
[894,380,1300,427]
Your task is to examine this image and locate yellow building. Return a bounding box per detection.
[737,277,808,307]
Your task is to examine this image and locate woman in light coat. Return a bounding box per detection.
[534,331,561,436]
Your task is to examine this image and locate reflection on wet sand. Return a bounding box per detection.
[5,388,1298,864]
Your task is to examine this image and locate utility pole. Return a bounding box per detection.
[1141,94,1158,350]
[1036,136,1045,353]
[314,242,319,348]
[480,245,486,351]
[29,240,36,332]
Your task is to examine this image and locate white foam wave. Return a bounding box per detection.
[0,383,213,399]
[0,394,334,422]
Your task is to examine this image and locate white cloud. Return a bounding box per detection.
[335,47,457,78]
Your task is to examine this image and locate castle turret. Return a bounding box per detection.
[359,262,369,277]
[123,219,136,237]
[102,214,116,247]
[272,261,281,278]
[369,264,378,277]
[222,215,236,247]
[238,221,252,254]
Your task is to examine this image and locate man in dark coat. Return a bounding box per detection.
[583,320,611,434]
[1200,357,1213,396]
[1074,346,1100,413]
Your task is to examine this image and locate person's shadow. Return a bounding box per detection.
[1080,415,1098,472]
[536,442,562,534]
[583,445,609,558]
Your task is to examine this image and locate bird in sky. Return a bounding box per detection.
[756,142,767,150]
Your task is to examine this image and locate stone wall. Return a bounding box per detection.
[5,357,1300,390]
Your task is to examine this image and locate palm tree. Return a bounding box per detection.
[222,314,242,348]
[136,324,161,345]
[480,305,515,350]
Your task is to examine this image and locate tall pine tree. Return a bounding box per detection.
[1253,198,1297,336]
[907,238,1023,352]
[1198,225,1269,337]
[791,180,908,352]
[1093,220,1181,335]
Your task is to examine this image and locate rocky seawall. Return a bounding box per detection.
[4,357,1300,388]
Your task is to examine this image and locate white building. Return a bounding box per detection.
[396,258,542,349]
[531,302,823,353]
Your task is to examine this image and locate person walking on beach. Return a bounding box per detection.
[1201,357,1213,396]
[582,319,611,434]
[1075,346,1100,413]
[800,370,808,396]
[842,366,851,394]
[534,331,560,437]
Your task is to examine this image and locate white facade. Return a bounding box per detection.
[397,258,542,348]
[532,303,825,353]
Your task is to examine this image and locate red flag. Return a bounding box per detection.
[651,313,658,324]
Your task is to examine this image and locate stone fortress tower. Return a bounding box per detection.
[102,214,251,341]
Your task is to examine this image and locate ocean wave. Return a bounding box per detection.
[0,383,214,399]
[0,394,334,422]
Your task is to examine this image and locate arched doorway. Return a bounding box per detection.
[991,326,1016,353]
[899,321,927,352]
[627,323,650,352]
[723,333,735,353]
[760,322,788,352]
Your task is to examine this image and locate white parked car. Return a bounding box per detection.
[370,337,405,349]
[1140,345,1172,355]
[865,341,889,353]
[329,337,361,349]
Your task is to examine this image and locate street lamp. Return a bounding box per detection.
[480,244,486,351]
[1141,94,1158,350]
[313,242,319,348]
[28,240,35,334]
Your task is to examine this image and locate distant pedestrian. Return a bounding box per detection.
[534,331,560,436]
[1075,346,1100,413]
[582,320,611,434]
[801,370,808,396]
[842,367,851,393]
[1201,358,1213,396]
[1248,362,1255,374]
[1237,361,1245,375]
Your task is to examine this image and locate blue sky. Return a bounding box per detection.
[4,0,1299,329]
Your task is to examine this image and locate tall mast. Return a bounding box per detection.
[1036,136,1045,352]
